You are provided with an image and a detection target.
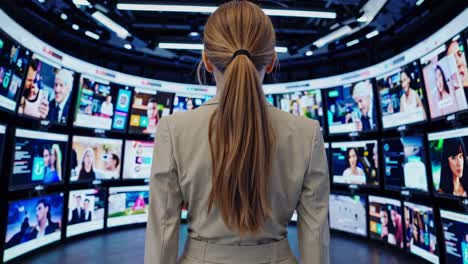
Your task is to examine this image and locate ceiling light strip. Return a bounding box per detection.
[158,42,288,53]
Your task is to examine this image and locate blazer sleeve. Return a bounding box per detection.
[145,117,183,264]
[297,120,330,264]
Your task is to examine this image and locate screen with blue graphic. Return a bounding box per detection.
[368,195,404,249]
[382,135,429,192]
[404,202,439,264]
[441,209,468,264]
[73,76,132,131]
[3,193,64,262]
[11,129,68,190]
[0,32,30,112]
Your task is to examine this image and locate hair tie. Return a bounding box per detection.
[232,49,252,60]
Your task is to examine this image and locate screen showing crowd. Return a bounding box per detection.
[11,129,67,190]
[73,76,131,131]
[331,140,379,187]
[428,127,468,198]
[404,202,439,264]
[382,135,428,192]
[4,193,63,262]
[123,140,154,180]
[70,136,123,183]
[275,89,324,127]
[66,189,105,237]
[368,195,404,249]
[421,34,468,119]
[0,32,30,112]
[329,193,367,237]
[17,55,75,125]
[326,79,378,134]
[377,61,427,128]
[128,88,174,135]
[107,186,149,227]
[440,209,468,264]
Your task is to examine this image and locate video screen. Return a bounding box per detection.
[107,186,149,227]
[173,94,208,113]
[428,127,468,198]
[382,135,429,192]
[440,209,468,264]
[73,76,132,131]
[4,193,63,262]
[331,140,379,187]
[0,33,30,112]
[66,188,105,238]
[404,202,439,264]
[377,61,427,128]
[11,129,67,190]
[421,34,468,119]
[0,124,5,164]
[368,195,403,249]
[329,193,367,237]
[128,87,174,135]
[17,54,76,125]
[123,140,154,180]
[275,89,324,127]
[70,136,123,183]
[325,79,378,134]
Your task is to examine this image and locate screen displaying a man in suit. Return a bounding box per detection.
[4,194,63,254]
[66,189,105,238]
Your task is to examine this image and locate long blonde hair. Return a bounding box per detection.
[200,1,276,235]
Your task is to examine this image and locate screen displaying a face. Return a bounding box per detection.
[128,87,174,135]
[329,193,367,237]
[0,33,30,112]
[275,90,324,127]
[123,140,154,180]
[172,95,207,113]
[368,195,404,249]
[404,202,439,264]
[377,61,427,128]
[331,140,379,187]
[440,209,468,264]
[70,136,123,183]
[325,79,377,134]
[66,189,105,238]
[421,34,468,119]
[18,55,75,125]
[107,186,149,227]
[11,129,67,190]
[428,127,468,198]
[73,76,132,131]
[4,193,63,262]
[382,135,428,192]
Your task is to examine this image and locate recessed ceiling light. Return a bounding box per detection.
[72,24,80,30]
[124,43,132,50]
[189,32,200,37]
[60,13,68,20]
[305,50,313,56]
[85,30,100,40]
[346,39,360,47]
[365,30,379,39]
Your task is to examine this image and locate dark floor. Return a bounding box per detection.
[21,225,423,264]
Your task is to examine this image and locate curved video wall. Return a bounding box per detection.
[0,7,467,264]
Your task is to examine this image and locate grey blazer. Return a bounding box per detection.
[144,96,330,264]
